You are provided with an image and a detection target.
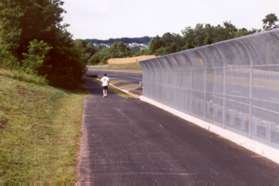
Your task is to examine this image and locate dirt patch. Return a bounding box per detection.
[16,85,28,96]
[0,118,8,129]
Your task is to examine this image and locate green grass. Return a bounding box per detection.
[0,69,85,184]
[0,68,48,85]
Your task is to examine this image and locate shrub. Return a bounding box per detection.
[22,39,52,74]
[88,48,110,65]
[0,46,19,69]
[88,42,132,65]
[40,44,86,89]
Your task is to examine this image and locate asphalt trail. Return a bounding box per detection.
[78,77,279,186]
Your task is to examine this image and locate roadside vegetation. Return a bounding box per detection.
[0,0,86,89]
[0,0,88,183]
[0,68,85,183]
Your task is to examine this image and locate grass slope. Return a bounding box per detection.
[0,69,85,184]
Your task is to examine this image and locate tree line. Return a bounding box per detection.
[149,13,278,55]
[88,36,151,46]
[0,0,86,89]
[87,13,278,64]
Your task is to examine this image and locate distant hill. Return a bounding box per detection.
[87,36,152,47]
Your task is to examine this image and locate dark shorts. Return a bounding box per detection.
[102,86,108,90]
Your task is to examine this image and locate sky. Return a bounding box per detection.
[62,0,279,39]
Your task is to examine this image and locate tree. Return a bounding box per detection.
[88,47,110,65]
[149,36,164,54]
[149,33,184,55]
[0,0,66,58]
[148,22,253,56]
[22,39,52,74]
[0,0,86,89]
[74,39,98,62]
[181,22,252,50]
[0,0,23,54]
[88,42,132,65]
[263,13,278,30]
[109,42,131,58]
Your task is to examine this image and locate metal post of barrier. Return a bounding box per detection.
[222,57,227,129]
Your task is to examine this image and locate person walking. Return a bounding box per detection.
[100,74,110,97]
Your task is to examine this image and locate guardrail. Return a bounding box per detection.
[140,29,279,154]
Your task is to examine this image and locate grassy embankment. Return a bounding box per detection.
[0,68,85,184]
[91,55,155,72]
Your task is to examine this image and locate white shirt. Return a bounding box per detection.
[101,76,110,87]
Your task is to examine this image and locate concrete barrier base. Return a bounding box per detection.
[140,96,279,165]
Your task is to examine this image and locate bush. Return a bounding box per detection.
[0,0,87,90]
[22,40,52,74]
[0,47,19,69]
[88,42,132,65]
[88,48,110,65]
[40,45,86,89]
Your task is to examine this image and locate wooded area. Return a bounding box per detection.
[0,0,86,89]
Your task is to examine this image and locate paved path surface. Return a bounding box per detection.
[78,78,279,186]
